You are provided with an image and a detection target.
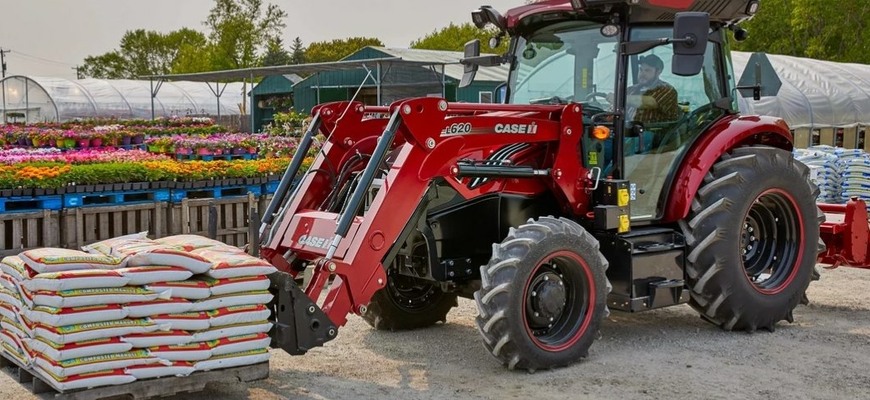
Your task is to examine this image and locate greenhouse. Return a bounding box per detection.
[0,76,245,123]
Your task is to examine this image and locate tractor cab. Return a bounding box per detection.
[464,0,757,220]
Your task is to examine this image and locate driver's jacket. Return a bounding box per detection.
[626,79,681,123]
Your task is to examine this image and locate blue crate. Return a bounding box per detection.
[263,180,280,195]
[63,189,170,208]
[0,195,63,213]
[170,184,262,202]
[176,153,255,162]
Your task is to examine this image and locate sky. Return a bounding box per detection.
[0,0,521,80]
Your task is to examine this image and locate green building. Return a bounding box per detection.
[251,47,508,132]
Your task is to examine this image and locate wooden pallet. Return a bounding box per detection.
[0,350,269,400]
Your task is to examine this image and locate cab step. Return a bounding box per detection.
[598,227,690,312]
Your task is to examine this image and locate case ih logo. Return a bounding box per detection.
[295,234,330,249]
[494,123,538,134]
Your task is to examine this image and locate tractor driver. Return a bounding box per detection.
[607,54,681,124]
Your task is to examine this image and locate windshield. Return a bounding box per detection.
[508,21,618,109]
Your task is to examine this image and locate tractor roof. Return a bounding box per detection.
[504,0,758,28]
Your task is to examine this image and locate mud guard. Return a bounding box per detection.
[269,271,338,355]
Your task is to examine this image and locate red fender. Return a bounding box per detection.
[661,114,793,223]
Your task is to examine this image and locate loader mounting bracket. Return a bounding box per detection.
[268,271,338,355]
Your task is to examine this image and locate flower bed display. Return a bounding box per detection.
[0,116,318,201]
[0,158,295,193]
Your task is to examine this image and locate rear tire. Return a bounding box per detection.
[680,146,822,332]
[474,217,609,371]
[362,273,458,331]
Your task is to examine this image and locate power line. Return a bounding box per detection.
[9,50,75,66]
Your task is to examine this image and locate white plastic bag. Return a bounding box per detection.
[22,269,130,292]
[191,320,273,343]
[35,367,137,391]
[147,343,212,361]
[207,305,271,327]
[29,286,168,308]
[202,275,271,296]
[147,280,211,300]
[125,361,195,379]
[34,349,161,377]
[207,333,271,356]
[121,330,192,348]
[33,318,163,345]
[116,266,193,286]
[0,256,31,281]
[189,291,273,312]
[20,248,126,273]
[192,249,277,279]
[27,304,129,326]
[194,348,269,371]
[150,312,211,331]
[26,336,134,361]
[125,298,193,318]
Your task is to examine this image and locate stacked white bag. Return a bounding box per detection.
[795,146,843,203]
[795,145,870,204]
[0,233,276,391]
[0,251,166,390]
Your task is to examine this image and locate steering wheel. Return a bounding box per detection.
[583,92,611,111]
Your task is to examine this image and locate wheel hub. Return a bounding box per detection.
[528,272,566,327]
[741,219,761,266]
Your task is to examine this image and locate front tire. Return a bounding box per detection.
[474,217,609,371]
[362,272,458,331]
[680,146,822,332]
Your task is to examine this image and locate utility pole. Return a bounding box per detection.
[0,48,10,78]
[72,65,83,79]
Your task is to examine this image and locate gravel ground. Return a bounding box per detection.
[2,266,868,400]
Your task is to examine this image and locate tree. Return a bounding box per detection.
[204,0,288,70]
[411,22,509,53]
[81,28,208,79]
[289,37,305,64]
[261,37,292,66]
[732,0,870,64]
[81,52,128,79]
[305,37,384,63]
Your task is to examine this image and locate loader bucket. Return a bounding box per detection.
[818,198,870,269]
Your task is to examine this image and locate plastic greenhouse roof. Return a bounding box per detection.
[733,51,870,129]
[0,76,245,122]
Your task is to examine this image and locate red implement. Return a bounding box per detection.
[818,198,870,269]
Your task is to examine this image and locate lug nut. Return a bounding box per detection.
[307,305,316,314]
[531,291,537,297]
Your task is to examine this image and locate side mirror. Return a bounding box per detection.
[460,40,505,88]
[672,12,710,76]
[460,39,482,88]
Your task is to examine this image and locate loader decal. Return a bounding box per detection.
[494,122,538,134]
[295,235,331,250]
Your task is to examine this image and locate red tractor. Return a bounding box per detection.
[258,0,870,371]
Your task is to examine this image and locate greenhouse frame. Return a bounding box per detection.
[0,76,245,123]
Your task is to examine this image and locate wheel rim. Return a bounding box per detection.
[740,189,804,295]
[522,250,595,352]
[385,273,441,312]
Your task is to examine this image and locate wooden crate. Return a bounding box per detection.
[168,193,258,247]
[0,210,60,257]
[60,202,166,249]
